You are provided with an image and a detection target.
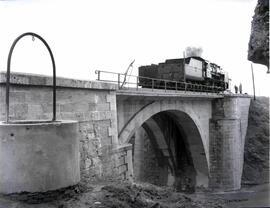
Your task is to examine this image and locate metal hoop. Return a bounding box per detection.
[5,32,56,123]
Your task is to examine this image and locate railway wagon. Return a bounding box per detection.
[138,56,229,92]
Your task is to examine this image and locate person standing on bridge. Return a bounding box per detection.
[239,83,242,94]
[234,85,238,94]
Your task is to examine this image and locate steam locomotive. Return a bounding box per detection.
[138,56,229,92]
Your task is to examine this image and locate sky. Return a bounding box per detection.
[0,0,269,96]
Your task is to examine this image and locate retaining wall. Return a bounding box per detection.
[0,72,121,182]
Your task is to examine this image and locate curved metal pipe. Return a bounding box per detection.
[6,32,56,123]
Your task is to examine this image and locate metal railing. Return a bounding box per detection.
[5,32,57,123]
[95,70,223,93]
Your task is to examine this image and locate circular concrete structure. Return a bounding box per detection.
[0,120,80,194]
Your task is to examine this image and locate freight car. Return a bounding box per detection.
[138,56,229,92]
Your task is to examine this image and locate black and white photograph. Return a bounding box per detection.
[0,0,269,207]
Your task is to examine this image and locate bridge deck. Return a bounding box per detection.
[116,88,224,99]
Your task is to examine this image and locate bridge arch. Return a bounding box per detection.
[118,100,209,188]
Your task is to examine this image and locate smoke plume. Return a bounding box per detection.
[185,46,203,57]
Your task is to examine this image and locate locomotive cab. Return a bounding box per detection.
[184,57,204,81]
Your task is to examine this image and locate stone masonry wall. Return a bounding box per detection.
[0,72,121,182]
[114,144,133,181]
[209,119,241,190]
[132,127,170,186]
[209,95,251,191]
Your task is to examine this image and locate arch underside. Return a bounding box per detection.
[119,101,209,188]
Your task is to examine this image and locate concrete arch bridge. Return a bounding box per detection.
[116,89,251,192]
[0,73,250,193]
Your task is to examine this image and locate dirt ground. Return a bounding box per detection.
[1,178,269,208]
[0,180,229,208]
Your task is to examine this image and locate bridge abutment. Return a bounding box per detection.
[209,96,251,191]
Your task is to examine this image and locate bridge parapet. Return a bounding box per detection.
[117,88,224,99]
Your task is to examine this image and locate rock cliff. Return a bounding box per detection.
[248,0,269,68]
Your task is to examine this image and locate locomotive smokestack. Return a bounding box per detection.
[185,46,203,57]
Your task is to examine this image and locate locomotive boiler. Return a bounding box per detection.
[138,56,229,92]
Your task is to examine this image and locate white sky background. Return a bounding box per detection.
[0,0,269,96]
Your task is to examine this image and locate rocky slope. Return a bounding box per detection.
[0,181,228,208]
[248,0,269,67]
[242,96,269,185]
